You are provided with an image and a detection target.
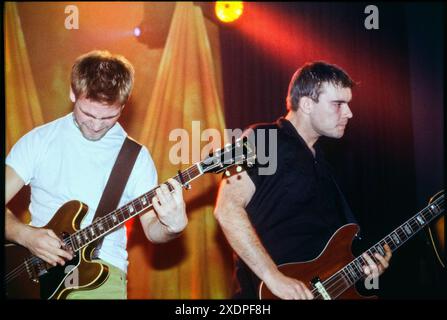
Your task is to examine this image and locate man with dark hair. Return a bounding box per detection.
[214,61,392,299]
[5,50,188,299]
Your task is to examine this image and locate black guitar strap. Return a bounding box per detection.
[92,136,142,257]
[327,171,362,241]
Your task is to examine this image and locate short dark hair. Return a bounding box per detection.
[286,61,355,111]
[71,50,135,105]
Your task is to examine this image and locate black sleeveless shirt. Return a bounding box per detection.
[234,117,356,298]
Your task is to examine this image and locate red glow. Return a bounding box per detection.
[235,3,340,69]
[230,3,412,143]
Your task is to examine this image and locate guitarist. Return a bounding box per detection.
[214,62,392,299]
[5,50,188,299]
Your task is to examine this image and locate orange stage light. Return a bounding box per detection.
[215,1,243,23]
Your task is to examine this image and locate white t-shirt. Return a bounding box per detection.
[6,112,158,273]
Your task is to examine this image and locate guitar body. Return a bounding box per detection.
[5,200,109,299]
[427,191,445,268]
[427,216,445,268]
[259,224,376,300]
[5,138,256,299]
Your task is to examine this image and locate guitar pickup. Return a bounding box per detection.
[311,277,332,300]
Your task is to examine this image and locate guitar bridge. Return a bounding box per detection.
[25,257,50,283]
[24,259,39,283]
[311,277,331,300]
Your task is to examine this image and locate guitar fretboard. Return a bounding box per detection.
[64,164,203,251]
[315,193,444,299]
[12,138,253,284]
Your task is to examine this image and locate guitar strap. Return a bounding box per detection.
[327,171,362,240]
[330,175,358,224]
[92,136,142,257]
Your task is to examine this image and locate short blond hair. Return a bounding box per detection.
[71,50,134,105]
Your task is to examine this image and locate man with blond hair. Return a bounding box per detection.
[6,50,188,299]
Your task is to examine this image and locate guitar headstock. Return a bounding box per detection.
[199,137,256,175]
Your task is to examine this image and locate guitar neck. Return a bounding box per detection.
[61,137,253,253]
[366,194,444,255]
[319,194,444,298]
[66,163,204,252]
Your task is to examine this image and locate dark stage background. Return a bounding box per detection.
[4,1,445,299]
[217,2,445,298]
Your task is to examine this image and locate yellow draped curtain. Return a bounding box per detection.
[5,2,44,152]
[5,2,233,298]
[129,2,232,299]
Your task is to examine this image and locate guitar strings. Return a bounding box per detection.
[7,176,442,298]
[315,204,444,299]
[7,193,444,295]
[308,195,444,299]
[7,192,444,292]
[6,159,232,283]
[263,195,444,299]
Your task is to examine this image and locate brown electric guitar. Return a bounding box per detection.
[259,190,444,299]
[427,216,445,268]
[427,190,445,268]
[5,138,255,299]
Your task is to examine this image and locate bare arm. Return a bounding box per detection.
[214,171,313,299]
[5,165,28,245]
[139,178,187,243]
[5,165,72,266]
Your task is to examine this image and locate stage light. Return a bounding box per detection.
[215,1,243,23]
[133,27,141,37]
